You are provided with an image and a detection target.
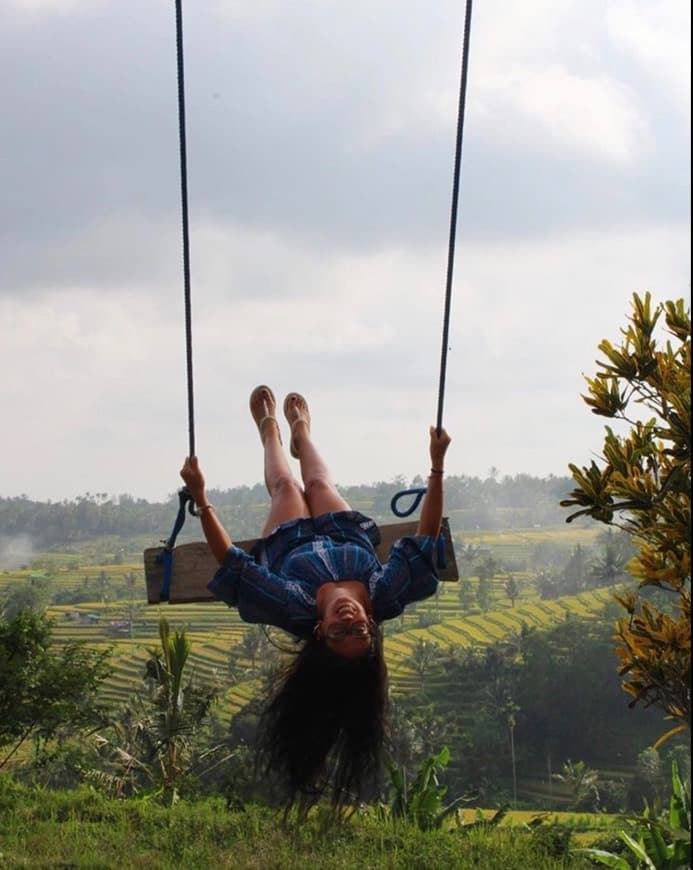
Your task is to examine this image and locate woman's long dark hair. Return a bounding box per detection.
[256,629,388,809]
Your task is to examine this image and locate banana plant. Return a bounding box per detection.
[386,746,471,831]
[577,760,690,869]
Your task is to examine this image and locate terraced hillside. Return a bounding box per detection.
[42,603,614,721]
[42,583,615,714]
[383,586,615,696]
[2,522,614,720]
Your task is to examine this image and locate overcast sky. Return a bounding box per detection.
[1,0,690,504]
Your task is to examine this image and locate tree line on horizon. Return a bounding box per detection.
[0,471,575,552]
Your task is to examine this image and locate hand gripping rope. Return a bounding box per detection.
[156,0,198,600]
[159,0,475,595]
[391,0,474,532]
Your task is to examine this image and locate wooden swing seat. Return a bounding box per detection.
[144,517,458,604]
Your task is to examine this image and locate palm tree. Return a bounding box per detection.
[590,529,632,586]
[407,639,442,691]
[504,575,519,607]
[553,759,600,811]
[235,625,265,672]
[94,617,228,805]
[458,543,481,578]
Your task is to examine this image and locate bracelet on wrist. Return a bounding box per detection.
[197,503,215,514]
[430,468,444,475]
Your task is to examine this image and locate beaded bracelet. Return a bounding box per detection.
[430,468,444,475]
[197,503,215,514]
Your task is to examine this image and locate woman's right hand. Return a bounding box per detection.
[180,456,206,504]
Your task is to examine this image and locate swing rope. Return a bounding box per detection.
[156,0,197,597]
[175,0,196,462]
[436,0,473,436]
[393,0,473,519]
[164,0,473,551]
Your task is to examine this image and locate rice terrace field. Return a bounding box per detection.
[1,522,683,868]
[1,523,610,720]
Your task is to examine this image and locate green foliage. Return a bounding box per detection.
[505,575,520,606]
[385,746,469,831]
[578,759,691,869]
[562,292,691,732]
[406,638,443,689]
[0,783,603,869]
[0,609,111,769]
[477,575,492,611]
[629,747,665,810]
[590,530,634,586]
[553,760,600,812]
[91,617,231,805]
[458,577,476,610]
[528,819,575,859]
[0,471,579,556]
[391,611,669,806]
[1,578,50,617]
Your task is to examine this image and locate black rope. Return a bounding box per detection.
[436,0,473,435]
[172,0,470,506]
[175,0,195,459]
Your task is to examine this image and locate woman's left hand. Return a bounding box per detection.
[429,426,451,471]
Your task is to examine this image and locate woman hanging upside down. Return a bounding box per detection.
[180,385,451,809]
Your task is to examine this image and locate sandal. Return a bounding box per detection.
[283,392,311,458]
[249,385,281,444]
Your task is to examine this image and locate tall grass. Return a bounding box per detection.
[0,779,607,869]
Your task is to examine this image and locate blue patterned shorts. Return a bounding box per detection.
[250,510,381,573]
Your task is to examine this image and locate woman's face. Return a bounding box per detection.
[317,593,374,659]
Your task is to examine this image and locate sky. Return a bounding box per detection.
[1,0,690,504]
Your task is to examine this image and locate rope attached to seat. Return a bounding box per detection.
[157,0,198,601]
[175,0,196,463]
[173,0,199,527]
[391,487,427,518]
[393,0,473,519]
[390,488,448,569]
[164,1,472,598]
[436,0,474,436]
[157,488,195,602]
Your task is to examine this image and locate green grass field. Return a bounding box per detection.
[0,781,618,870]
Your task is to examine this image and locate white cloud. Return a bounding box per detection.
[608,0,691,123]
[2,0,103,12]
[1,217,688,500]
[498,67,649,163]
[469,0,685,165]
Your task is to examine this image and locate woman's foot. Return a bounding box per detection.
[283,392,311,458]
[249,385,281,444]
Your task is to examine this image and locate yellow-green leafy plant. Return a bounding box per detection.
[561,292,690,743]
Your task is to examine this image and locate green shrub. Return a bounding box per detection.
[385,746,469,831]
[578,759,691,869]
[530,821,574,858]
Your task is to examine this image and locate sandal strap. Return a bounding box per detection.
[258,415,281,443]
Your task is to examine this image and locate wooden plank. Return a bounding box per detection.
[144,517,458,605]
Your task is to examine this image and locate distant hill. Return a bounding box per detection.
[0,472,575,553]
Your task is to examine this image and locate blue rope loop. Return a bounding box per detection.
[390,487,427,518]
[156,487,195,601]
[390,486,447,571]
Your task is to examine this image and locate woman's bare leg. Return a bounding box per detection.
[250,386,309,536]
[284,393,351,517]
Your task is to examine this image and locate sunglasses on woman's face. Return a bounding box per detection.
[324,620,374,641]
